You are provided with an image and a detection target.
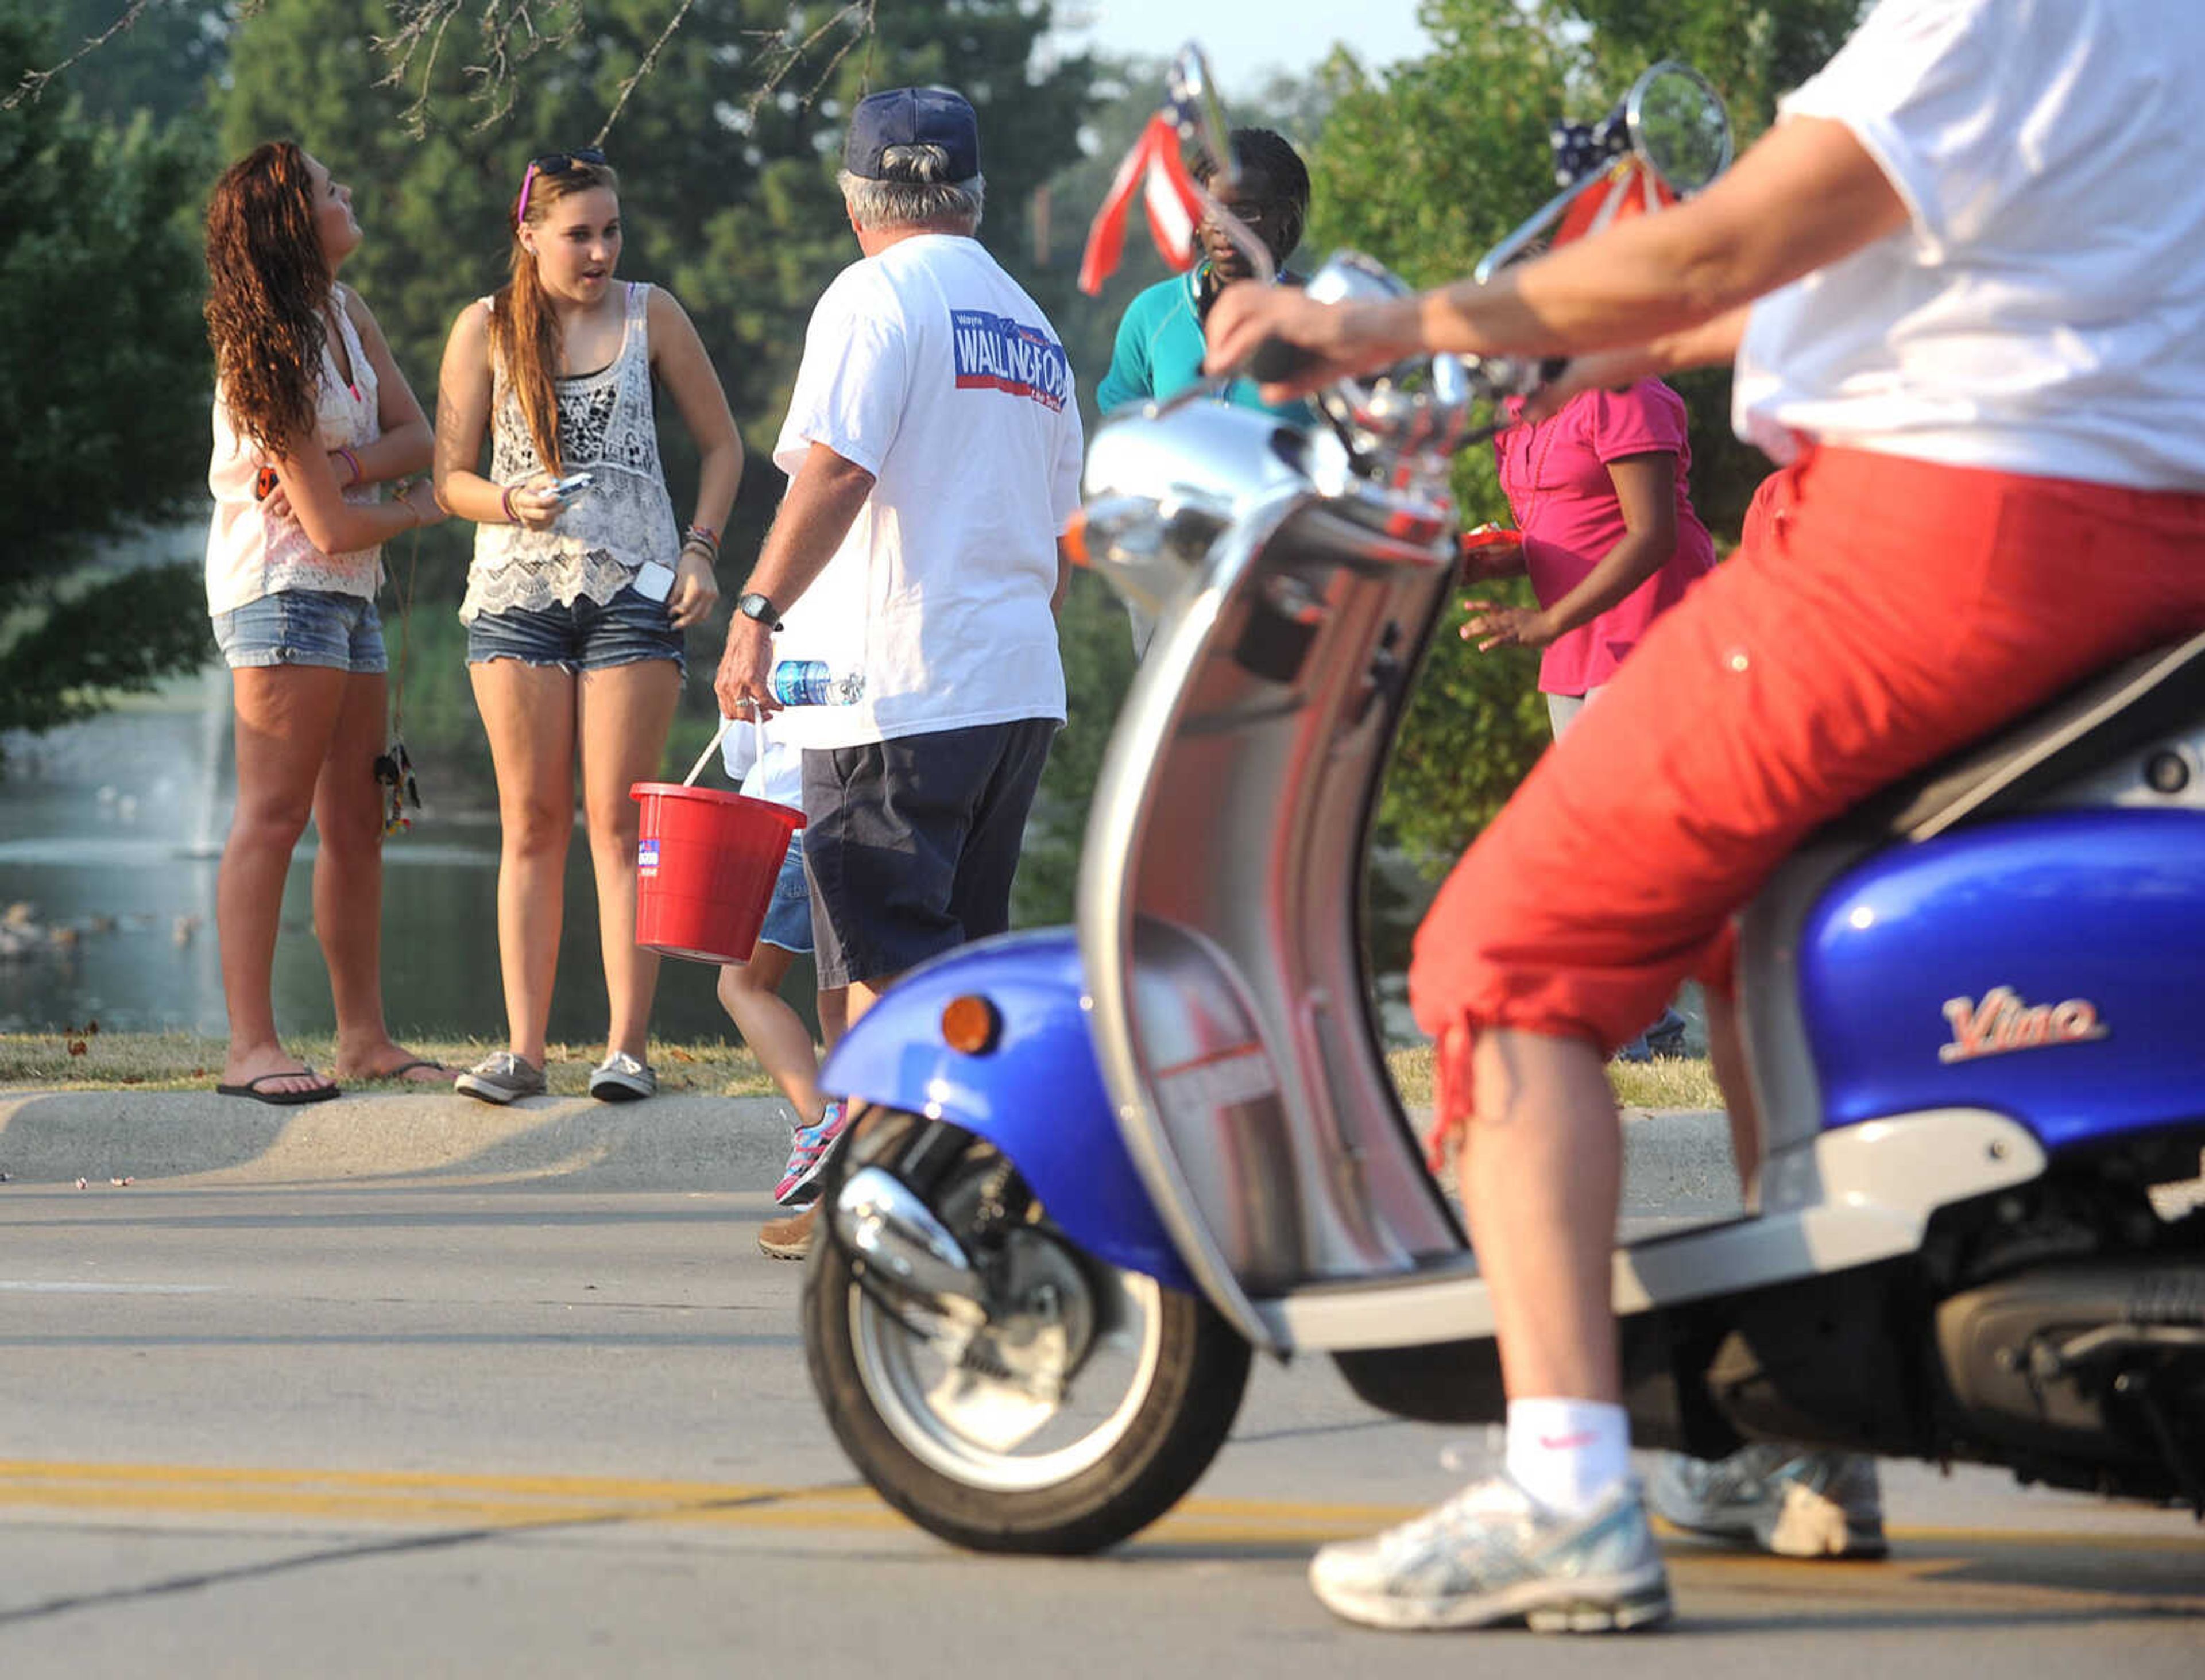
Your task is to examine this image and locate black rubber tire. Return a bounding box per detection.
[800,1119,1252,1555]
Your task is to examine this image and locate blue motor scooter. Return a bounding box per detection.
[798,50,2205,1555]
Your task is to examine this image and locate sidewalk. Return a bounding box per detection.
[0,1086,1738,1199]
[0,1089,802,1192]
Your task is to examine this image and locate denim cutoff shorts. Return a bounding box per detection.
[465,583,684,675]
[756,830,814,955]
[212,588,387,673]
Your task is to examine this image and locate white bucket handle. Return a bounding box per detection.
[682,715,734,788]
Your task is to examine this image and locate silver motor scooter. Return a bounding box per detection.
[801,52,2205,1554]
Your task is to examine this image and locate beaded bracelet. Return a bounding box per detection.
[336,446,362,486]
[501,485,519,523]
[682,524,721,559]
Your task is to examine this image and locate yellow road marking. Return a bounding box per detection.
[0,1461,2198,1561]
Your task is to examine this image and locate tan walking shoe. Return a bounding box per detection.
[757,1201,818,1261]
[1647,1446,1886,1558]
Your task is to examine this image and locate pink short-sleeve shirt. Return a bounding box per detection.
[1494,380,1717,696]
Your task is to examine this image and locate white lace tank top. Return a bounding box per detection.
[204,285,385,617]
[461,281,683,624]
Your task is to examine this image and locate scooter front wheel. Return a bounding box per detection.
[802,1111,1251,1554]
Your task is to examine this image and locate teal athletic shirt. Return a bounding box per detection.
[1094,266,1317,425]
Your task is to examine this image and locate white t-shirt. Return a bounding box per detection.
[768,234,1082,750]
[720,717,804,811]
[1734,0,2205,491]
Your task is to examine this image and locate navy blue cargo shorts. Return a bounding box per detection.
[800,717,1056,990]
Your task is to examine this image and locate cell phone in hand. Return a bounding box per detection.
[550,471,595,503]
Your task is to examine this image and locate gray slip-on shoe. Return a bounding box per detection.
[588,1051,657,1102]
[454,1050,547,1105]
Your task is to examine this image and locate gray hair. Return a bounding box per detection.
[838,144,985,233]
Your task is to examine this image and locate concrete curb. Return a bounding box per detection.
[0,1090,803,1191]
[0,1086,1739,1205]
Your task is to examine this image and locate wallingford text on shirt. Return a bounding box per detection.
[951,309,1070,411]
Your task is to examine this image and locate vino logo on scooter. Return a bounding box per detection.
[1939,986,2110,1063]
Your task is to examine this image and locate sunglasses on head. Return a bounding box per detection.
[514,147,609,226]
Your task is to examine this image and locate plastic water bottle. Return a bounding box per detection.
[769,659,865,706]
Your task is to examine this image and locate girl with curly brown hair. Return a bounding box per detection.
[203,141,448,1103]
[434,148,742,1105]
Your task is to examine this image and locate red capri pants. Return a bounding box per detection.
[1409,446,2205,1143]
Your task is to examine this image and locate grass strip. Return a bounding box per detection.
[1,1029,1721,1110]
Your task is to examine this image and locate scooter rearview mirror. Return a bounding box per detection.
[1471,60,1732,285]
[1166,41,1276,291]
[1626,61,1732,196]
[1166,43,1237,188]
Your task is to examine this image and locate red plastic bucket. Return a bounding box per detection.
[630,781,805,965]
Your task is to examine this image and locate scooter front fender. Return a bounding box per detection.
[819,930,1196,1294]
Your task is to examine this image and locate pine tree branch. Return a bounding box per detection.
[6,0,150,110]
[14,0,883,132]
[594,0,700,147]
[737,0,879,124]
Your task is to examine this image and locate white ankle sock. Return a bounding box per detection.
[1505,1398,1632,1516]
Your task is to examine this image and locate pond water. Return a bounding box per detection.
[0,680,798,1048]
[0,678,1444,1051]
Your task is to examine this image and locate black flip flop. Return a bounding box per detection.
[355,1057,455,1084]
[215,1070,341,1106]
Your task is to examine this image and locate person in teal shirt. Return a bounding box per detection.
[1097,127,1316,424]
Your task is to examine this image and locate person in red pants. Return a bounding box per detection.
[1209,0,2205,1633]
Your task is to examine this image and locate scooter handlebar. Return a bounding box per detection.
[1246,336,1323,388]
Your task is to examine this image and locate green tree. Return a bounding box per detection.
[0,0,215,747]
[1565,0,1867,141]
[215,0,1091,466]
[45,0,230,125]
[1308,0,1866,865]
[1305,3,1568,860]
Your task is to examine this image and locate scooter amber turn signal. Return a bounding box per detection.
[941,994,1002,1055]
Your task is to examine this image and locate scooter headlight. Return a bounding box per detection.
[1065,493,1231,620]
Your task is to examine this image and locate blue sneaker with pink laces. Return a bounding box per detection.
[775,1100,850,1206]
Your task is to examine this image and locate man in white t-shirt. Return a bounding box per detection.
[713,86,1082,1255]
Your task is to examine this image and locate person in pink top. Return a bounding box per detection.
[1460,378,1715,1060]
[1461,380,1716,737]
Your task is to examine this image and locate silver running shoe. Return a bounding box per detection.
[1646,1446,1887,1559]
[1309,1476,1672,1633]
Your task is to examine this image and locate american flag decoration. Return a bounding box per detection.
[1551,157,1677,247]
[1078,95,1208,296]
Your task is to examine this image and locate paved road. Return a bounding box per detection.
[1,1159,2198,1677]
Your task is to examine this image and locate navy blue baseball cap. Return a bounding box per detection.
[843,86,980,181]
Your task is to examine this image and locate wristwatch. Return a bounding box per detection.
[734,591,783,631]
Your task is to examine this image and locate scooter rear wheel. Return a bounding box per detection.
[802,1111,1251,1554]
